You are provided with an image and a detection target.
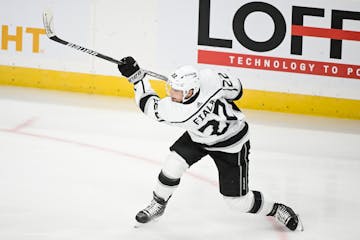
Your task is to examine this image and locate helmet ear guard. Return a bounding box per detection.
[167,66,200,103]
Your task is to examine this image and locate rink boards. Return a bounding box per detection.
[0,0,359,119]
[1,65,359,119]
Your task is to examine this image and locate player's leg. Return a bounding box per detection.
[210,141,275,215]
[209,141,303,231]
[135,131,207,224]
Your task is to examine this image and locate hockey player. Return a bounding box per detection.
[117,56,303,231]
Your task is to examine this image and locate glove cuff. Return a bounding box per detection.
[128,69,145,84]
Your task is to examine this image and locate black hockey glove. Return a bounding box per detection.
[118,56,145,84]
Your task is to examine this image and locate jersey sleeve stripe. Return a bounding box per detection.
[232,87,243,101]
[139,94,159,113]
[231,79,243,101]
[134,80,146,94]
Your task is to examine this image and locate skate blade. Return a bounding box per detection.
[133,218,159,228]
[296,214,304,231]
[134,221,145,228]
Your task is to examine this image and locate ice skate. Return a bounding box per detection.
[271,203,304,231]
[135,192,168,226]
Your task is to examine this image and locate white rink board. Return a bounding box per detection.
[0,0,360,99]
[0,0,92,71]
[157,0,360,99]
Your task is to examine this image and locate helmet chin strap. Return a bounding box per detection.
[182,89,193,103]
[182,89,200,104]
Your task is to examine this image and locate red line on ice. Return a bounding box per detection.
[0,126,287,239]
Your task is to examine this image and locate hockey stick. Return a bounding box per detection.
[42,10,168,81]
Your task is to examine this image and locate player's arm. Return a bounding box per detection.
[218,72,243,101]
[133,80,165,122]
[117,56,164,122]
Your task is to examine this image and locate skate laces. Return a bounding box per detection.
[276,205,292,224]
[144,199,165,216]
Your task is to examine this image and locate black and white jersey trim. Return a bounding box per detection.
[139,94,159,113]
[134,79,146,94]
[233,86,243,101]
[203,122,248,148]
[229,101,242,112]
[169,89,222,124]
[231,79,243,101]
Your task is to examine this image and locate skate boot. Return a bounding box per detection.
[269,203,304,231]
[135,192,168,224]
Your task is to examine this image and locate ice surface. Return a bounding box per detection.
[1,86,359,240]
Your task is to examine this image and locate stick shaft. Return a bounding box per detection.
[50,36,124,65]
[43,11,168,81]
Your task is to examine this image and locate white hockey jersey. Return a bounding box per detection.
[133,68,249,153]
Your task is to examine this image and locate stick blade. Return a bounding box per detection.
[42,10,55,38]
